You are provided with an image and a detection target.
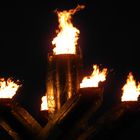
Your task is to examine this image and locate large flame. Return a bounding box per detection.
[52,5,85,55]
[41,96,48,111]
[121,72,140,102]
[80,65,108,88]
[0,78,21,99]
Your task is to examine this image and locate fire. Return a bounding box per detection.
[47,81,56,114]
[41,96,48,111]
[80,65,108,88]
[52,5,85,55]
[121,72,140,101]
[0,78,21,99]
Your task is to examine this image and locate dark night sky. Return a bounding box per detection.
[0,1,140,120]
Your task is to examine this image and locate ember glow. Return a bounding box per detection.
[80,65,108,88]
[41,96,48,111]
[52,5,85,55]
[0,78,21,99]
[121,72,140,102]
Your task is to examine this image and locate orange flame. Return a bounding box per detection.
[41,96,48,111]
[0,78,21,99]
[80,65,107,88]
[121,72,140,102]
[46,81,56,115]
[52,5,85,55]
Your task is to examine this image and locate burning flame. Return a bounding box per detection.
[46,80,56,114]
[80,65,108,88]
[52,5,85,55]
[121,72,140,101]
[41,96,48,111]
[0,78,21,99]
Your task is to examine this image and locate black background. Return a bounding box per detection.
[0,0,140,127]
